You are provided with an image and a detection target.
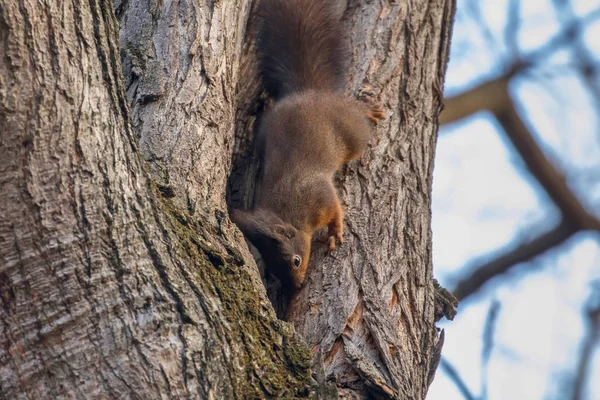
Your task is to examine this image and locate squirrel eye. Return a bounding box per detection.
[292,255,301,268]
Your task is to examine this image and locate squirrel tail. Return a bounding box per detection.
[257,0,347,100]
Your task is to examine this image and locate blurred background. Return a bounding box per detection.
[427,0,600,399]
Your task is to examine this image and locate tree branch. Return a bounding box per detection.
[453,220,576,301]
[440,77,508,125]
[495,102,600,231]
[524,7,600,64]
[550,1,600,110]
[480,300,500,400]
[440,358,477,400]
[444,79,600,231]
[571,286,600,400]
[503,0,521,59]
[442,77,600,300]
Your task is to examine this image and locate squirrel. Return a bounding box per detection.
[231,0,384,291]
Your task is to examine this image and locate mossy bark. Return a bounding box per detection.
[0,0,309,398]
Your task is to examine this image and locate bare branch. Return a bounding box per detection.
[524,7,600,63]
[442,79,600,232]
[453,220,576,301]
[481,300,501,400]
[465,0,498,55]
[495,102,600,231]
[440,77,509,125]
[440,358,477,400]
[550,1,600,110]
[504,0,521,59]
[571,284,600,400]
[441,25,600,300]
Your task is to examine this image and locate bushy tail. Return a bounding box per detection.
[257,0,347,100]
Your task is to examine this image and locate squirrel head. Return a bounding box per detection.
[231,209,311,290]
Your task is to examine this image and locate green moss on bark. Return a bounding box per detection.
[158,193,313,398]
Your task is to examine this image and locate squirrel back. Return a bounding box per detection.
[257,0,347,99]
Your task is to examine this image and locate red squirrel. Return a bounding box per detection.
[231,0,384,291]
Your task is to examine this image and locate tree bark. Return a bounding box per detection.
[0,0,310,398]
[287,2,457,398]
[0,0,455,399]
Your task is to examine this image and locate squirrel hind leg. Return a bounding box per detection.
[332,99,383,162]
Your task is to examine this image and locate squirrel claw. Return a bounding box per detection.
[328,236,336,253]
[327,232,343,254]
[367,104,385,125]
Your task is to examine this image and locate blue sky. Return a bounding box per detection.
[427,1,600,398]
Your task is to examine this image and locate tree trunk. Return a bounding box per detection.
[0,0,455,399]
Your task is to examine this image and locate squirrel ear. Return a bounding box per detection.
[231,209,278,248]
[231,210,263,238]
[272,224,295,239]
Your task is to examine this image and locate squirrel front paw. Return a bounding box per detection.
[358,85,385,125]
[367,104,385,125]
[327,220,344,253]
[327,232,344,253]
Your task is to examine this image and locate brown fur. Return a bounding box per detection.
[256,0,347,99]
[232,0,384,291]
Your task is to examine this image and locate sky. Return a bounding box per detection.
[427,1,600,399]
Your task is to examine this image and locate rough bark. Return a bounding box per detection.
[0,0,455,399]
[0,0,310,398]
[290,2,456,397]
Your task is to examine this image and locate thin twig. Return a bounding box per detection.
[571,284,600,400]
[524,7,600,63]
[465,0,498,55]
[440,358,477,400]
[549,1,600,111]
[503,0,521,60]
[480,300,501,400]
